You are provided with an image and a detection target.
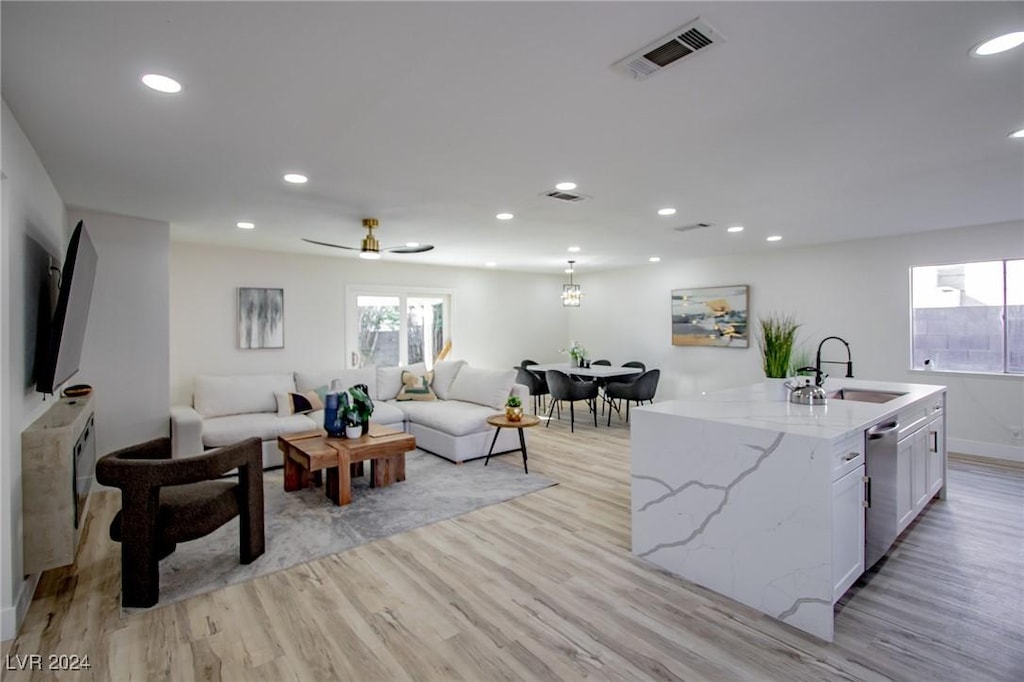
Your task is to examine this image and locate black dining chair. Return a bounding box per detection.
[515,365,549,414]
[588,359,612,412]
[606,369,661,425]
[545,370,598,432]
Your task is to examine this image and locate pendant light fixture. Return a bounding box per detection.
[562,260,582,307]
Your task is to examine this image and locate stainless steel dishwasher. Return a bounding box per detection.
[864,419,899,569]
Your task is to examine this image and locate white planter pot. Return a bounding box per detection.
[345,424,362,439]
[764,377,790,401]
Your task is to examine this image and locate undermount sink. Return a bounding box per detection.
[828,388,907,404]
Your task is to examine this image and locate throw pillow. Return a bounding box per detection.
[275,390,324,416]
[396,371,437,401]
[431,359,466,400]
[377,362,427,401]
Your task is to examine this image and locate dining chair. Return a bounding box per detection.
[606,369,660,425]
[588,359,612,412]
[515,365,549,414]
[545,370,598,432]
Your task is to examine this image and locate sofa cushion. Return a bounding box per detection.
[275,390,323,416]
[431,359,466,400]
[397,371,437,401]
[447,366,517,409]
[377,363,427,401]
[194,373,296,419]
[391,400,498,437]
[202,413,315,447]
[295,367,377,397]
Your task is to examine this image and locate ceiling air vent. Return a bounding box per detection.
[613,17,726,81]
[673,222,713,233]
[543,190,587,202]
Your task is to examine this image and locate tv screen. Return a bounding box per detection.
[36,220,97,394]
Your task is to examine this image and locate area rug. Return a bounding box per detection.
[124,450,556,614]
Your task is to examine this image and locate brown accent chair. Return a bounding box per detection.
[95,436,265,608]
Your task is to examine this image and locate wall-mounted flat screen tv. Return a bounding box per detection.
[36,220,97,394]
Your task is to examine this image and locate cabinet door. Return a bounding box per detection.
[926,415,945,497]
[832,465,865,603]
[896,436,915,534]
[912,429,930,512]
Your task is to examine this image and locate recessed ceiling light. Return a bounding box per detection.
[496,213,514,220]
[1010,128,1024,139]
[405,242,420,248]
[236,221,255,230]
[283,173,308,184]
[971,31,1024,56]
[486,262,497,267]
[359,251,381,260]
[766,235,782,242]
[141,73,182,93]
[727,225,744,233]
[567,246,581,252]
[657,208,677,216]
[649,257,661,263]
[555,182,577,191]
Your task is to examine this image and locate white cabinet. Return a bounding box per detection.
[832,464,865,602]
[911,427,930,512]
[896,434,915,534]
[896,394,946,536]
[926,414,945,497]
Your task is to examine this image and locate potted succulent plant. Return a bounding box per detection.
[505,395,524,422]
[757,313,800,399]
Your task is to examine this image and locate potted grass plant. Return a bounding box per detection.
[757,313,800,399]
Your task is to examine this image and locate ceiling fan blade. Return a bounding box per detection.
[302,238,359,250]
[385,244,435,254]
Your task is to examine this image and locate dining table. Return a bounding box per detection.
[524,363,643,380]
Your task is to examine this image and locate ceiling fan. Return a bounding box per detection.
[302,218,434,260]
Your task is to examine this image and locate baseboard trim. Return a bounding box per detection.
[948,438,1023,464]
[1,572,40,643]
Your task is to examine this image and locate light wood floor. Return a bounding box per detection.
[4,417,1023,681]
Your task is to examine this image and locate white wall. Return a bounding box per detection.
[170,243,568,404]
[1,100,67,641]
[570,220,1024,462]
[69,208,170,457]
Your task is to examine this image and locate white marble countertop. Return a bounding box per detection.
[636,378,946,442]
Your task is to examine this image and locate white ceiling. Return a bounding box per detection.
[3,2,1022,273]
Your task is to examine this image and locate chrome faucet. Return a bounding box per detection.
[815,336,853,381]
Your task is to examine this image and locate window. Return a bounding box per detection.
[910,259,1022,374]
[346,287,451,369]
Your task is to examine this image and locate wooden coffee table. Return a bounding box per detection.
[485,413,540,474]
[278,424,415,506]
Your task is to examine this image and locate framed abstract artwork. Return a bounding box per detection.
[671,285,749,347]
[238,287,284,349]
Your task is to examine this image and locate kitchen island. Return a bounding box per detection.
[631,378,946,642]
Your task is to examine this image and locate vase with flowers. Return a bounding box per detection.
[560,341,588,367]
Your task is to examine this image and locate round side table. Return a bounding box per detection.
[485,414,541,473]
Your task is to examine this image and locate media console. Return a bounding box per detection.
[21,394,96,574]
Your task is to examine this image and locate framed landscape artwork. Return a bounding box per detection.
[238,287,284,349]
[671,285,749,347]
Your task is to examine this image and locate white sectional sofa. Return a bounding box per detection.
[170,360,527,468]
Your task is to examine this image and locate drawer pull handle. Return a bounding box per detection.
[843,452,859,461]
